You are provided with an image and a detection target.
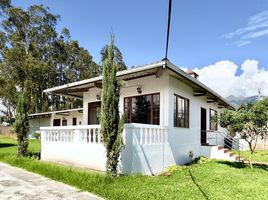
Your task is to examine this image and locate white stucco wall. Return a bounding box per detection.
[41,129,106,171]
[29,118,50,135]
[50,110,83,126]
[83,73,169,126]
[78,69,228,173]
[30,110,83,135]
[167,75,226,165]
[41,68,230,175]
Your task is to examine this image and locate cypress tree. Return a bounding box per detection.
[14,81,31,157]
[100,35,124,176]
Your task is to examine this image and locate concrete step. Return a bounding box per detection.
[217,145,224,150]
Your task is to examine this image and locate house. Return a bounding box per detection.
[39,60,236,175]
[28,108,83,135]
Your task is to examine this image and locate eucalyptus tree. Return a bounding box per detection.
[0,2,100,116]
[100,44,127,72]
[0,4,59,114]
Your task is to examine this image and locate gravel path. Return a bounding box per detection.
[0,162,104,200]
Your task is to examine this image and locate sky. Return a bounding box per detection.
[10,0,268,98]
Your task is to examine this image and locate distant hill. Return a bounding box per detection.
[226,95,267,107]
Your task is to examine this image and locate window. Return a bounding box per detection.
[124,93,160,125]
[62,119,67,126]
[53,119,61,126]
[174,94,189,128]
[72,118,77,126]
[210,109,218,130]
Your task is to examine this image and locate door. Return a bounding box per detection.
[88,102,101,125]
[62,119,67,126]
[200,108,207,144]
[72,117,77,126]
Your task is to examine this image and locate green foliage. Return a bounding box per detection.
[14,81,31,157]
[232,150,268,163]
[32,132,40,140]
[220,98,268,166]
[100,35,124,177]
[0,2,100,116]
[1,139,268,200]
[192,156,211,164]
[100,44,127,72]
[165,164,186,173]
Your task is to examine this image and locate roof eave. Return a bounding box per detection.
[166,62,235,110]
[44,61,166,95]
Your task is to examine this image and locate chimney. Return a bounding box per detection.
[186,69,199,79]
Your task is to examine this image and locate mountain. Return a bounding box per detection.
[226,95,267,107]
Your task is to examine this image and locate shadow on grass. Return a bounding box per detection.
[0,143,17,148]
[217,161,246,169]
[217,161,268,171]
[188,168,209,200]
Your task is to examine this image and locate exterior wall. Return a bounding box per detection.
[29,110,83,136]
[41,69,230,175]
[29,118,50,135]
[50,110,83,126]
[78,70,228,173]
[120,124,170,175]
[41,124,169,175]
[41,126,106,171]
[166,75,226,165]
[83,73,170,126]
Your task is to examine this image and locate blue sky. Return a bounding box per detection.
[10,0,268,97]
[12,0,268,69]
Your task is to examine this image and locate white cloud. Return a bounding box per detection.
[223,10,268,47]
[187,60,268,97]
[235,40,251,47]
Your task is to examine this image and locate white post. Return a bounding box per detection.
[73,129,80,144]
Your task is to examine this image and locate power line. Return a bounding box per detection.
[164,0,172,61]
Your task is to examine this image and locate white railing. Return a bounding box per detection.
[124,123,168,145]
[40,124,168,146]
[40,125,101,144]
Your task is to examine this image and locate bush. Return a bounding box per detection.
[192,156,211,164]
[32,132,40,139]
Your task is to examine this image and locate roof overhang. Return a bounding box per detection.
[43,60,235,110]
[28,108,83,119]
[166,62,235,110]
[44,61,165,99]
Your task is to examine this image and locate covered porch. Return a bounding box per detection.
[40,123,169,175]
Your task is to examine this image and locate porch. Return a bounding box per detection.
[40,123,169,175]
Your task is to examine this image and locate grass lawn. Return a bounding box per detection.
[233,150,268,163]
[0,135,268,200]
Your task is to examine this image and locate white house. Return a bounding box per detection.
[29,108,83,135]
[39,60,237,175]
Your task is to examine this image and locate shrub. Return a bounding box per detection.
[32,132,40,139]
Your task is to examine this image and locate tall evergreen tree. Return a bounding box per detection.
[100,36,124,176]
[14,81,31,157]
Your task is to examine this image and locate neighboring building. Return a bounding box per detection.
[39,60,236,175]
[29,108,83,135]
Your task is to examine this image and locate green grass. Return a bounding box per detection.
[234,150,268,163]
[0,136,268,200]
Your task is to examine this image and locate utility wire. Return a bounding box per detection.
[164,0,172,61]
